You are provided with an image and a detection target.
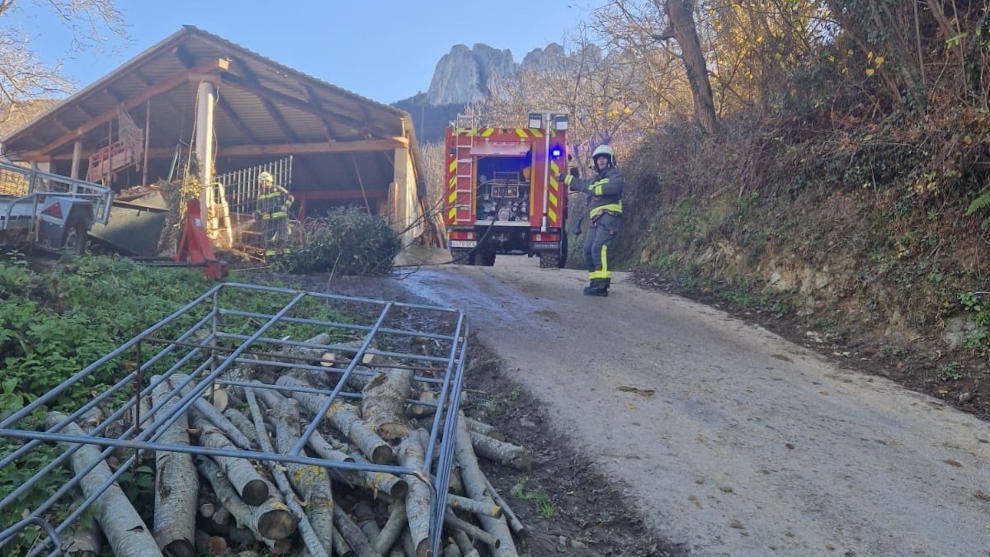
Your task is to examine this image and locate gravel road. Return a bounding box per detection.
[396,254,990,557]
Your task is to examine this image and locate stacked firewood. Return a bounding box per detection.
[49,335,530,557]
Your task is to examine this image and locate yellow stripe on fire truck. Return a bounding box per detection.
[548,208,558,222]
[449,159,457,172]
[549,192,558,207]
[448,191,457,203]
[550,161,560,175]
[481,128,495,137]
[514,128,528,138]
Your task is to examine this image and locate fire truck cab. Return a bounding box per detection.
[443,112,569,268]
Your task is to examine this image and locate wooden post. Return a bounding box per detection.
[142,100,151,186]
[70,141,82,180]
[195,81,217,241]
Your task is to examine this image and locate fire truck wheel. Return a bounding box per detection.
[480,249,496,267]
[451,249,475,265]
[539,252,560,268]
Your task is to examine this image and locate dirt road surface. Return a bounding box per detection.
[396,255,990,556]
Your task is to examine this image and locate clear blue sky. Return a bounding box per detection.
[21,0,593,104]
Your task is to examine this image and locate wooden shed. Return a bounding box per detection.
[0,26,434,247]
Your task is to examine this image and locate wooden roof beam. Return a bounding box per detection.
[47,139,404,160]
[218,139,405,157]
[24,58,229,157]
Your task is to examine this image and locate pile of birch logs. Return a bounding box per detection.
[50,334,531,557]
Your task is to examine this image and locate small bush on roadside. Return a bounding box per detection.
[273,208,401,275]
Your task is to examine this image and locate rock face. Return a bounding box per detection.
[425,42,565,105]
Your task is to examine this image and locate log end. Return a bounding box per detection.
[161,539,196,557]
[258,506,298,540]
[389,478,409,499]
[241,479,270,506]
[372,444,394,464]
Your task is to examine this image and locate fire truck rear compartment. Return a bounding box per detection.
[475,155,531,223]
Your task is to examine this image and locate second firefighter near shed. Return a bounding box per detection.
[563,144,623,297]
[255,171,293,257]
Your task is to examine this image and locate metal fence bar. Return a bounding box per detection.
[0,283,467,555]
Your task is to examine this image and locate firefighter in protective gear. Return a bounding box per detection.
[562,144,623,296]
[255,171,293,257]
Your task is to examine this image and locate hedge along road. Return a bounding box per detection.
[399,255,990,556]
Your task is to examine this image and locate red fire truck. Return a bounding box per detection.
[443,112,569,268]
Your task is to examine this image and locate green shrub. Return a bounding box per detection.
[273,208,401,275]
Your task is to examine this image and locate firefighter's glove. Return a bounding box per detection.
[562,173,574,187]
[569,166,580,178]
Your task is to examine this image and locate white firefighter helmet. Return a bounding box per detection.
[258,171,274,186]
[592,144,615,163]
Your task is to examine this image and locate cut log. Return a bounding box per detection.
[444,542,462,557]
[454,412,517,557]
[354,500,381,543]
[45,412,163,557]
[452,530,480,557]
[332,525,355,557]
[401,530,416,557]
[222,407,259,446]
[373,500,406,555]
[469,431,531,470]
[170,375,254,450]
[277,375,393,463]
[188,410,269,505]
[447,494,502,518]
[336,452,408,498]
[194,455,296,542]
[244,385,331,557]
[360,365,413,442]
[62,501,102,557]
[481,474,525,536]
[396,433,431,557]
[462,417,504,441]
[333,505,380,557]
[269,393,336,555]
[151,377,198,557]
[208,507,231,534]
[444,510,499,549]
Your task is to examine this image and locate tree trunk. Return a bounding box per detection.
[469,432,531,470]
[276,375,394,463]
[62,508,102,557]
[188,410,270,505]
[45,412,163,557]
[244,386,330,557]
[666,0,718,134]
[453,529,480,557]
[334,506,380,557]
[396,434,431,557]
[222,407,259,446]
[444,510,499,550]
[374,500,406,555]
[151,377,198,557]
[267,392,336,556]
[447,494,502,518]
[170,374,254,450]
[453,412,517,557]
[361,367,413,442]
[194,455,296,543]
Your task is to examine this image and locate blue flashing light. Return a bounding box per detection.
[550,147,563,158]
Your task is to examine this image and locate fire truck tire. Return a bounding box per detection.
[559,233,569,268]
[539,252,559,268]
[451,249,476,265]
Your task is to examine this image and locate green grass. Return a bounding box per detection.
[512,477,557,519]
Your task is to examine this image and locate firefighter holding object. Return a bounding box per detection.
[563,144,623,297]
[255,171,293,256]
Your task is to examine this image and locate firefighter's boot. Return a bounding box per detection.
[584,279,608,297]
